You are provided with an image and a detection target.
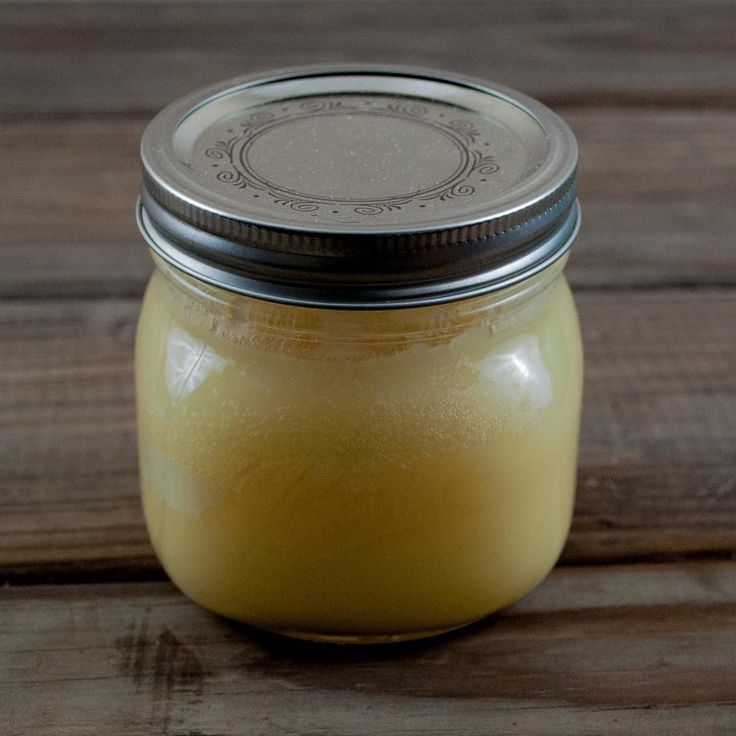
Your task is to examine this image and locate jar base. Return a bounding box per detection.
[267,617,484,645]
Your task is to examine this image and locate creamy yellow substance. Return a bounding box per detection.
[136,261,582,641]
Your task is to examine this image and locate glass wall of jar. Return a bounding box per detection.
[136,252,582,643]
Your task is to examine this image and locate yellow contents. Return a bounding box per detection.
[136,261,582,641]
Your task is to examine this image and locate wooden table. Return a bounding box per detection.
[2,2,736,733]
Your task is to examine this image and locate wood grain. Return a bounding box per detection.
[2,109,736,298]
[2,562,736,735]
[1,291,735,578]
[3,0,736,118]
[3,0,733,728]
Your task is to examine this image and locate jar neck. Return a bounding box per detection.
[152,252,568,347]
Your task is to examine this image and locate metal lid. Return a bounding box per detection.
[137,65,579,308]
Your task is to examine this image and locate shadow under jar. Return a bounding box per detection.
[135,66,583,644]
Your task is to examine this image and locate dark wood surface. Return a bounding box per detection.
[2,1,735,733]
[5,563,736,735]
[4,0,736,116]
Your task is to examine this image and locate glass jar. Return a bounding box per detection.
[135,66,582,643]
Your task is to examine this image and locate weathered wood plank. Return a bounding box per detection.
[2,109,736,298]
[2,562,736,735]
[3,0,736,118]
[1,291,734,577]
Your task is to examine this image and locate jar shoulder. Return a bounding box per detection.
[136,269,582,413]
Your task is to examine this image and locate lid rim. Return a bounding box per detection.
[137,198,581,309]
[141,168,577,253]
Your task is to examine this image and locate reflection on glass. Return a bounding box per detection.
[166,326,228,400]
[478,334,553,413]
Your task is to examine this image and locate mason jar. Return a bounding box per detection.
[135,66,583,643]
